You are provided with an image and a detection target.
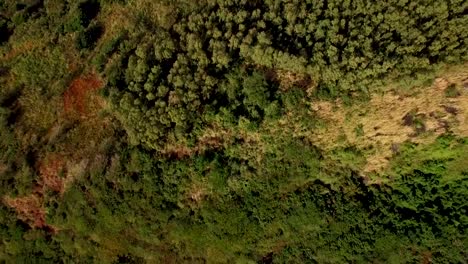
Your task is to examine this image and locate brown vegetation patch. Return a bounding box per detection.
[161,127,232,159]
[187,184,207,206]
[0,163,7,175]
[38,156,66,194]
[309,64,468,175]
[421,251,433,264]
[0,41,38,62]
[3,194,57,233]
[196,128,231,152]
[2,154,88,233]
[264,68,316,93]
[38,154,89,195]
[162,144,193,159]
[99,3,134,37]
[3,195,46,228]
[63,72,104,117]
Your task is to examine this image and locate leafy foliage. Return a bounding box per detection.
[0,0,467,263]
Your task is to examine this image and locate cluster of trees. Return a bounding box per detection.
[105,0,468,150]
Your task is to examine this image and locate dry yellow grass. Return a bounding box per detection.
[310,64,468,175]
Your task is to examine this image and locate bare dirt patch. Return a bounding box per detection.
[310,64,468,175]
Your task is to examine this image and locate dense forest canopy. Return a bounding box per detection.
[0,0,467,263]
[102,0,468,149]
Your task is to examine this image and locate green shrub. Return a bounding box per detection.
[445,83,461,98]
[76,24,103,50]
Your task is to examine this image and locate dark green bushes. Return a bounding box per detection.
[46,135,468,262]
[76,23,103,50]
[0,17,11,43]
[64,0,100,33]
[1,116,466,262]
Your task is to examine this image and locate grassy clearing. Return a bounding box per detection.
[309,63,468,177]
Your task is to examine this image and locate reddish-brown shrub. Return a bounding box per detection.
[63,73,103,115]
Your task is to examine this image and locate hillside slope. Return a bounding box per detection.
[0,0,467,263]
